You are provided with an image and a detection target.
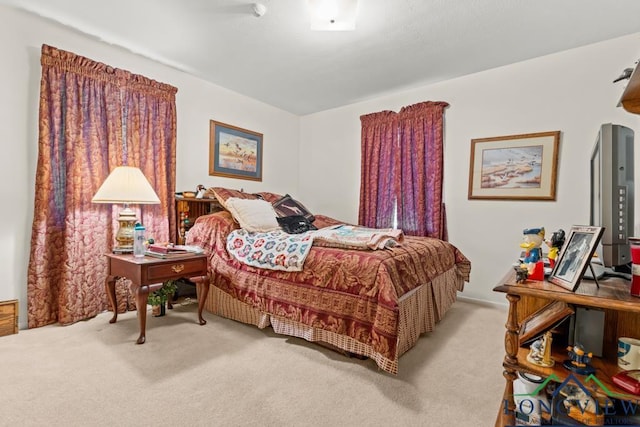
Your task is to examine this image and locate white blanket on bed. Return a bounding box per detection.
[313,224,404,250]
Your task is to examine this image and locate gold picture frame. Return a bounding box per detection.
[209,120,263,181]
[468,131,560,200]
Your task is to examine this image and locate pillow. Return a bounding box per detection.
[255,191,284,204]
[211,187,259,210]
[225,197,280,233]
[273,194,315,223]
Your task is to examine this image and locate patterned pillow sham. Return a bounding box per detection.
[211,187,260,210]
[210,187,284,210]
[255,192,284,204]
[273,194,315,223]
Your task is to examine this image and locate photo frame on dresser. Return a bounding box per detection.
[548,225,604,291]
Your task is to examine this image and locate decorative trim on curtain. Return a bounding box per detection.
[359,101,449,240]
[40,45,178,98]
[27,45,177,328]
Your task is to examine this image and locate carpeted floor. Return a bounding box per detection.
[0,298,507,426]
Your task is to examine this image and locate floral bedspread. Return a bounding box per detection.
[226,228,314,272]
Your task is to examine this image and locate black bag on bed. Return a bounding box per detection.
[277,215,317,234]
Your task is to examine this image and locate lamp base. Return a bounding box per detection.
[114,206,137,253]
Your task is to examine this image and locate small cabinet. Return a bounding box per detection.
[0,299,18,337]
[619,60,640,114]
[175,196,223,244]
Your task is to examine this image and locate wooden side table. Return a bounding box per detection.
[104,253,209,344]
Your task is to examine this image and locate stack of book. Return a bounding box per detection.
[145,244,204,258]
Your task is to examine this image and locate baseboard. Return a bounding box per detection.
[457,294,508,309]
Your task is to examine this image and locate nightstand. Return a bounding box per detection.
[104,253,209,344]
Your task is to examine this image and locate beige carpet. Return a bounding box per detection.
[0,298,507,427]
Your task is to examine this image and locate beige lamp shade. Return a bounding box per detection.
[92,166,160,204]
[92,166,160,253]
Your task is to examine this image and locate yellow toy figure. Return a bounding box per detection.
[545,229,565,268]
[521,227,545,280]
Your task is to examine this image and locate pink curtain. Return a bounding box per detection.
[27,45,177,328]
[398,101,448,239]
[359,111,399,229]
[359,101,448,239]
[121,74,177,244]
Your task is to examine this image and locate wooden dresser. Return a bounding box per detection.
[493,270,640,426]
[0,299,18,336]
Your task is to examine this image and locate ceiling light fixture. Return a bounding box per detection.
[252,3,267,17]
[308,0,358,31]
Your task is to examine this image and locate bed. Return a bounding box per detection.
[185,188,471,374]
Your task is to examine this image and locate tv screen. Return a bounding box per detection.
[589,123,634,269]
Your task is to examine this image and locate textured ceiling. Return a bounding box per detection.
[4,0,640,115]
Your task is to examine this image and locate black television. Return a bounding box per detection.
[589,123,634,272]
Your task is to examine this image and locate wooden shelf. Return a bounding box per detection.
[494,270,640,426]
[175,196,223,244]
[619,60,640,114]
[511,346,628,398]
[494,275,640,312]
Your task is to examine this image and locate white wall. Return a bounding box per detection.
[3,5,640,328]
[300,33,640,304]
[0,6,300,328]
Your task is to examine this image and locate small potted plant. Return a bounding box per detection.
[147,280,178,317]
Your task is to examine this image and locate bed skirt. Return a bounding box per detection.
[204,266,464,374]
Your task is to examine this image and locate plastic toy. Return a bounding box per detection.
[521,227,545,280]
[563,343,595,375]
[545,228,565,268]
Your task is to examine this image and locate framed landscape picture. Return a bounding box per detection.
[209,120,263,181]
[468,131,560,200]
[548,225,604,292]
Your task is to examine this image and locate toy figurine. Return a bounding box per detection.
[514,265,529,283]
[563,343,595,375]
[195,184,206,199]
[521,227,545,280]
[545,228,565,268]
[561,385,602,425]
[527,331,555,367]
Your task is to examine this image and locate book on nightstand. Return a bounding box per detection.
[145,244,204,258]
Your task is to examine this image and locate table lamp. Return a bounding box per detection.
[92,166,160,253]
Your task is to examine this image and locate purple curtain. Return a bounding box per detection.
[121,75,177,244]
[27,45,177,328]
[359,111,399,229]
[398,101,448,239]
[359,101,449,239]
